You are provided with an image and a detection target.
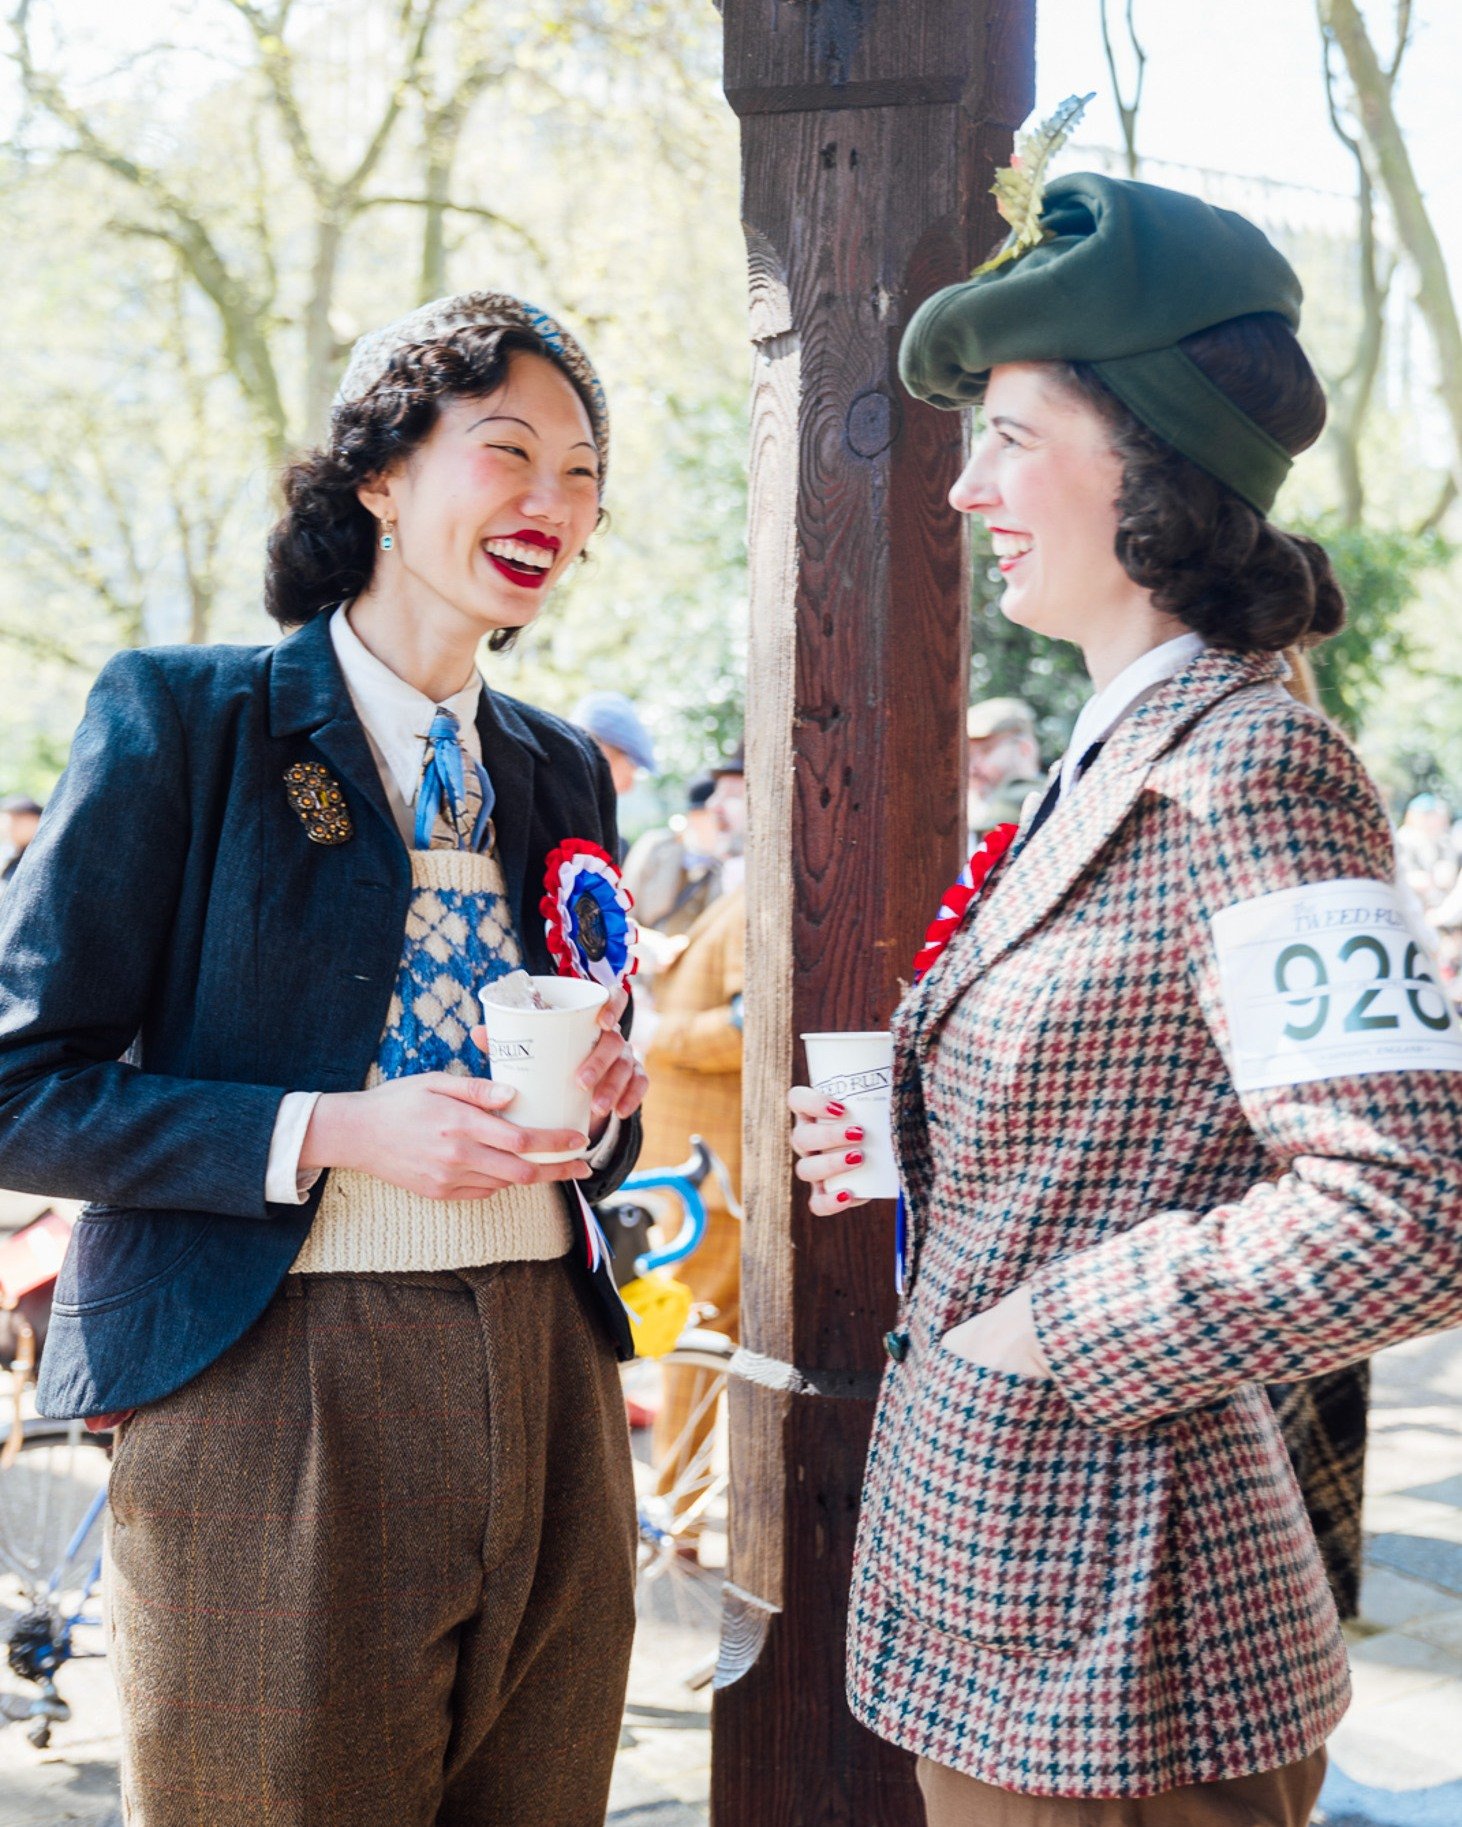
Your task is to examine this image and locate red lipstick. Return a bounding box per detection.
[483,528,562,591]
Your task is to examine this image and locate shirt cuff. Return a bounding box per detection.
[265,1091,324,1205]
[586,1112,622,1170]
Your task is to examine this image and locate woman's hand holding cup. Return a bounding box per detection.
[300,1074,593,1200]
[573,982,649,1129]
[787,1085,875,1215]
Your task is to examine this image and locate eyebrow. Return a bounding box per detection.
[990,414,1038,437]
[466,411,597,455]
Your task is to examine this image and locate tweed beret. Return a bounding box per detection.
[335,291,609,484]
[899,173,1305,513]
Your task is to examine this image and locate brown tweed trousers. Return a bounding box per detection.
[851,649,1462,1797]
[105,1261,636,1826]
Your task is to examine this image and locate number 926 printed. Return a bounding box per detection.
[1211,879,1462,1093]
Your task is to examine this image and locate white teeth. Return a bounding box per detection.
[990,532,1033,559]
[484,538,554,570]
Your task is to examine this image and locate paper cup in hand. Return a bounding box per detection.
[478,975,610,1163]
[801,1030,898,1200]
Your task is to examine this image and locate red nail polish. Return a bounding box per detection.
[826,1101,847,1117]
[845,1127,865,1143]
[837,1189,853,1204]
[845,1151,864,1167]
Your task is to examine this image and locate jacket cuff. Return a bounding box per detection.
[265,1091,324,1205]
[580,1109,641,1205]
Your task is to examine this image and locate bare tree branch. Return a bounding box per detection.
[13,0,290,457]
[1413,472,1456,539]
[223,0,326,195]
[1388,0,1413,85]
[0,613,89,670]
[1321,0,1462,515]
[1317,18,1397,524]
[1099,0,1146,179]
[360,192,547,266]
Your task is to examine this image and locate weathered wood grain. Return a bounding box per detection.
[715,4,1034,1821]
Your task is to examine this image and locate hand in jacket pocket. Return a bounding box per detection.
[941,1284,1052,1381]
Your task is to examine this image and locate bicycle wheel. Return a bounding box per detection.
[633,1330,733,1639]
[0,1420,110,1609]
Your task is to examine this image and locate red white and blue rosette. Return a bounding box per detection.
[541,838,639,993]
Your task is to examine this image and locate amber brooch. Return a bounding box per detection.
[284,762,353,845]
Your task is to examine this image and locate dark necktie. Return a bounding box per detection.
[1014,737,1105,858]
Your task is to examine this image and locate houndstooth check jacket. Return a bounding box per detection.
[848,647,1462,1797]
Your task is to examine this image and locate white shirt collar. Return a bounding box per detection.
[329,604,483,811]
[1061,632,1207,799]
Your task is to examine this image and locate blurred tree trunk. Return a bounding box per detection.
[1320,0,1462,526]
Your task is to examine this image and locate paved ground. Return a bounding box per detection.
[4,1327,1461,1827]
[1318,1325,1462,1827]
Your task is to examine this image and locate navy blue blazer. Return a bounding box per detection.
[0,613,640,1417]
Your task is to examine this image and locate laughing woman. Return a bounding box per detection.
[0,293,647,1826]
[789,176,1462,1826]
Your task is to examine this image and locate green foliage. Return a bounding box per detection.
[968,514,1451,774]
[1296,516,1450,736]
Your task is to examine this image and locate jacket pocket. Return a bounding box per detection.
[876,1341,1135,1654]
[52,1207,209,1315]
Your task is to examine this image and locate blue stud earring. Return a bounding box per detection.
[380,519,395,552]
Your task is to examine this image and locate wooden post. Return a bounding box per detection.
[715,4,1034,1822]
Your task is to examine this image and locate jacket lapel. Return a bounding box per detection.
[914,649,1285,1040]
[267,613,400,846]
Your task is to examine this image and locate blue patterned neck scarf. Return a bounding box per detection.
[415,707,496,852]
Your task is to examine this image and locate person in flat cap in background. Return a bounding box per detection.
[573,687,657,797]
[0,291,648,1824]
[789,166,1462,1826]
[0,794,42,888]
[706,747,746,891]
[965,696,1044,847]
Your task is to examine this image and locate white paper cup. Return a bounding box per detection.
[479,975,610,1162]
[800,1030,898,1200]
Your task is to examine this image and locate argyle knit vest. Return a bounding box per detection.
[294,847,571,1273]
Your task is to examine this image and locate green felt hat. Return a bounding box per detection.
[899,172,1305,515]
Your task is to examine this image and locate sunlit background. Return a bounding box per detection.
[2,1,1460,821]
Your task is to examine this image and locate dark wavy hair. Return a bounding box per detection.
[265,326,601,643]
[1057,313,1345,652]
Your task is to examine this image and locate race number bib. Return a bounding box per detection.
[1211,879,1462,1092]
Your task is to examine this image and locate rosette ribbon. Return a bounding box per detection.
[895,821,1020,1293]
[541,838,639,992]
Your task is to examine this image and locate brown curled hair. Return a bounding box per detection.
[264,326,601,642]
[1057,313,1346,652]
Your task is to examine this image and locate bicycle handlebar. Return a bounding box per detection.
[612,1135,742,1273]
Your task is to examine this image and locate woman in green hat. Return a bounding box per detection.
[789,172,1462,1824]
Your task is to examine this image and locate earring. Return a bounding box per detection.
[379,519,395,552]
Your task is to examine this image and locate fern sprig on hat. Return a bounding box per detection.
[975,92,1095,277]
